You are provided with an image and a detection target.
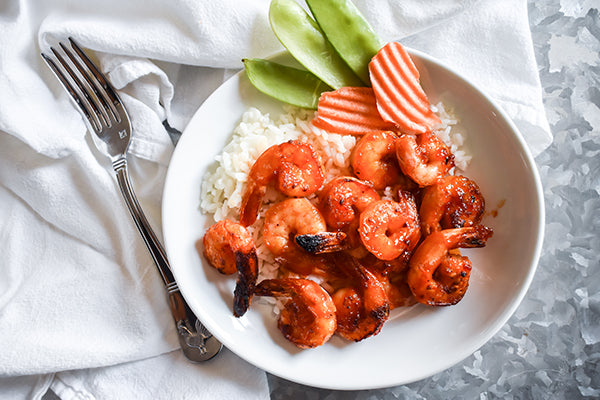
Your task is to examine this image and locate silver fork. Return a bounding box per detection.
[41,38,222,362]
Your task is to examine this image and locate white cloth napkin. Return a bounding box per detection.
[0,0,551,398]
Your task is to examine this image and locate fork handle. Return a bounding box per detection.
[113,158,222,362]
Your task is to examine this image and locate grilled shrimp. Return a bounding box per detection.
[319,176,380,230]
[240,140,325,226]
[202,220,258,317]
[350,131,401,190]
[367,266,416,310]
[420,175,485,236]
[255,278,337,349]
[384,270,417,308]
[358,193,421,261]
[263,198,332,276]
[332,255,390,342]
[395,131,454,187]
[407,226,493,306]
[358,252,415,309]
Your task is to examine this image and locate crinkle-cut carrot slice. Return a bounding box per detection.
[369,42,441,135]
[313,86,395,135]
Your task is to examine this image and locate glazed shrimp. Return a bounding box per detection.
[395,131,454,187]
[407,226,493,306]
[255,278,337,349]
[202,220,258,317]
[263,198,331,276]
[385,270,417,308]
[420,175,485,236]
[319,176,380,230]
[332,255,390,342]
[363,264,416,310]
[350,131,401,190]
[240,141,325,227]
[358,193,421,261]
[357,248,415,309]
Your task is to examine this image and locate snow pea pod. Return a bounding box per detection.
[269,0,362,89]
[243,58,332,109]
[305,0,383,85]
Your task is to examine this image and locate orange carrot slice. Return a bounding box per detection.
[369,42,440,134]
[313,86,395,135]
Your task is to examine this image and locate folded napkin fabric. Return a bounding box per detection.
[0,0,551,398]
[49,349,268,400]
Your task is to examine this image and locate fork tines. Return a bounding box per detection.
[41,38,121,133]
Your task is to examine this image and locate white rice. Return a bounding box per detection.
[199,102,469,285]
[431,102,471,172]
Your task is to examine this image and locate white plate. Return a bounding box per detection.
[162,49,544,390]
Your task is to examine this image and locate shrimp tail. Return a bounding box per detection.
[254,278,288,297]
[233,250,258,317]
[452,225,494,248]
[240,180,266,227]
[295,231,348,254]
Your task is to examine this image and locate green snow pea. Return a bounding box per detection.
[243,58,332,109]
[269,0,362,89]
[305,0,383,85]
